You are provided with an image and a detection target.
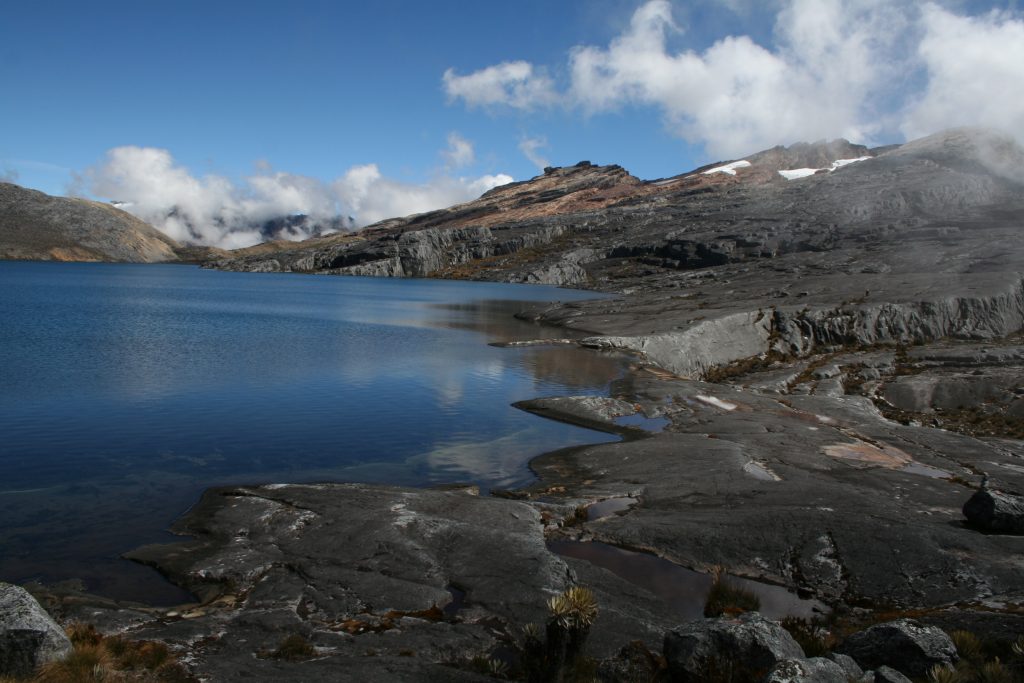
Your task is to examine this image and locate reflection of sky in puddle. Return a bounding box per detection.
[587,497,638,521]
[549,540,825,620]
[0,262,629,603]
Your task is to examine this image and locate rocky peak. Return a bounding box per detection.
[747,138,873,172]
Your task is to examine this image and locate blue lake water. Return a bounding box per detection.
[0,261,628,603]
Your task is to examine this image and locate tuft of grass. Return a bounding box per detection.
[703,567,760,617]
[268,634,317,662]
[928,664,964,683]
[780,616,833,658]
[34,643,114,683]
[952,630,985,664]
[32,625,193,683]
[976,658,1013,683]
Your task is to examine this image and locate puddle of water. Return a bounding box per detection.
[587,497,638,521]
[901,462,951,479]
[612,413,670,432]
[443,585,467,619]
[549,540,825,621]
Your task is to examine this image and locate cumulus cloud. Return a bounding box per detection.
[442,131,475,169]
[331,164,512,226]
[519,135,550,171]
[442,60,558,110]
[902,4,1024,140]
[443,0,1024,158]
[80,143,513,248]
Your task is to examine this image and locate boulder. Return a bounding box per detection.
[663,612,805,681]
[763,657,849,682]
[0,583,73,677]
[836,619,956,677]
[963,488,1024,533]
[873,665,913,683]
[828,653,865,679]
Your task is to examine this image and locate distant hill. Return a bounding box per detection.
[0,182,181,262]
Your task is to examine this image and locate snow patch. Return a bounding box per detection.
[778,156,872,181]
[778,168,818,180]
[702,160,751,176]
[695,395,737,411]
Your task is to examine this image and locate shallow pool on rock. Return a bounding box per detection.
[0,262,630,603]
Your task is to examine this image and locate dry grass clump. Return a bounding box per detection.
[265,634,317,662]
[29,623,193,682]
[703,567,760,617]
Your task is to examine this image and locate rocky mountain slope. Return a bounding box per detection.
[0,182,182,262]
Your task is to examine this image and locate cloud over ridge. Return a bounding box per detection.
[443,0,1024,157]
[80,136,512,249]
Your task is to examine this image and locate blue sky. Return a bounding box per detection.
[2,1,1021,246]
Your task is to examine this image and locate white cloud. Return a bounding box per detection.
[442,131,475,168]
[332,166,512,226]
[81,145,513,248]
[444,1,1024,158]
[567,0,906,156]
[518,135,550,170]
[442,60,558,110]
[902,3,1024,140]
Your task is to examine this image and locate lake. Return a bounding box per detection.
[0,262,628,603]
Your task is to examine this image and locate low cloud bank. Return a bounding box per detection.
[78,134,512,249]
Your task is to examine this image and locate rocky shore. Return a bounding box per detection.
[4,128,1024,680]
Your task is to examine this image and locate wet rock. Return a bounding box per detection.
[763,657,850,683]
[0,582,73,677]
[963,487,1024,533]
[836,619,957,677]
[663,612,804,681]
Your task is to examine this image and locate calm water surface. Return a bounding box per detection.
[0,262,629,603]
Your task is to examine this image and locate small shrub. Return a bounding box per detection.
[269,634,316,661]
[519,586,600,683]
[703,567,760,617]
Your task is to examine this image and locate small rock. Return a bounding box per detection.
[963,487,1024,533]
[873,665,913,683]
[0,583,73,678]
[836,619,956,677]
[663,612,805,681]
[763,657,849,682]
[813,364,842,380]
